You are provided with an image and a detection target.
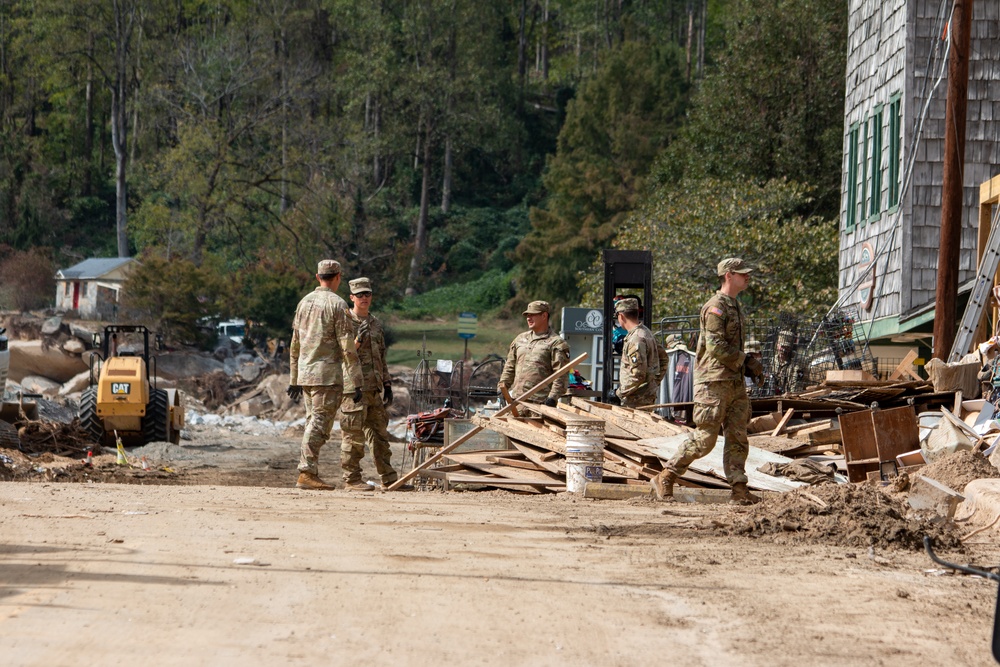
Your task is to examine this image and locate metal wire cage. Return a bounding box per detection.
[656,307,878,398]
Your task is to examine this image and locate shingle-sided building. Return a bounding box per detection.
[839,0,1000,343]
[55,257,138,320]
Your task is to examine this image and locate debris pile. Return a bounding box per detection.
[725,483,964,550]
[418,398,824,493]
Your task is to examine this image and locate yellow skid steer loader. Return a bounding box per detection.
[79,325,183,445]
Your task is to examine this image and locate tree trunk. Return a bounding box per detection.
[406,126,433,296]
[541,0,549,80]
[517,0,528,90]
[441,135,452,213]
[685,5,693,82]
[84,61,94,196]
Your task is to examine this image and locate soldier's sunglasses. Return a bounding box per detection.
[354,291,372,298]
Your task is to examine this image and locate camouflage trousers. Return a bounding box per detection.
[666,379,750,485]
[298,385,343,475]
[340,389,396,485]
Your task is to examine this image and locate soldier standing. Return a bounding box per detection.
[614,297,667,408]
[650,258,764,505]
[773,330,804,395]
[287,260,363,490]
[339,277,398,491]
[498,301,571,405]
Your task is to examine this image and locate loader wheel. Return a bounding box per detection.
[143,388,170,444]
[79,386,105,444]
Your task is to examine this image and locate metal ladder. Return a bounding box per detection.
[949,215,1000,361]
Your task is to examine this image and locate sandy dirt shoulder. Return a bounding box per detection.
[1,478,998,667]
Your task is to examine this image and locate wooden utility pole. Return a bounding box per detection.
[933,0,974,359]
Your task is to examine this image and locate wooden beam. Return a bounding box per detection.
[888,350,919,381]
[387,352,587,490]
[771,408,795,437]
[499,386,520,417]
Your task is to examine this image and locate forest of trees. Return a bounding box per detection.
[0,0,848,338]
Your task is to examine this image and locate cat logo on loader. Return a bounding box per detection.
[79,325,184,445]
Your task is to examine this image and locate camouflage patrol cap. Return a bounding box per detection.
[349,277,372,294]
[777,330,795,347]
[522,300,550,316]
[317,259,341,276]
[615,297,639,314]
[717,257,754,277]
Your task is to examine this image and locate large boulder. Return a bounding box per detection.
[20,375,63,398]
[9,340,91,383]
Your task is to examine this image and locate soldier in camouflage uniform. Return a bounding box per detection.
[498,301,571,405]
[614,298,667,408]
[773,330,804,395]
[287,260,363,490]
[339,277,397,491]
[650,258,764,505]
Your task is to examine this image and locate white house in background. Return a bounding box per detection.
[54,257,138,320]
[838,0,1000,344]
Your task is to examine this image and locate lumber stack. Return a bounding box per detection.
[416,398,693,493]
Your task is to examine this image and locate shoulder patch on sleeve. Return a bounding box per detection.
[708,306,724,317]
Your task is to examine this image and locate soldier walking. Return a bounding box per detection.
[287,260,363,490]
[650,258,764,505]
[339,278,398,491]
[498,301,571,406]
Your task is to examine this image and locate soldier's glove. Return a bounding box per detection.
[286,385,303,402]
[353,388,363,403]
[383,384,393,406]
[755,374,766,389]
[356,319,370,342]
[745,356,764,379]
[543,397,557,408]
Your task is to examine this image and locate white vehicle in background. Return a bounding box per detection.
[217,319,246,345]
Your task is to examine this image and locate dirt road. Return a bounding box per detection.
[1,478,998,666]
[1,416,999,665]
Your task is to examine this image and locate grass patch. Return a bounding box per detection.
[385,317,522,369]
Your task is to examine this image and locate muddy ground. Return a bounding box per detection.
[2,417,1000,665]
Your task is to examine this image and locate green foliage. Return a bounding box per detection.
[666,0,847,218]
[389,270,514,319]
[120,254,227,348]
[578,178,839,318]
[518,41,689,302]
[239,257,312,341]
[0,247,55,311]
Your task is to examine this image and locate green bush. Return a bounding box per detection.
[389,269,513,319]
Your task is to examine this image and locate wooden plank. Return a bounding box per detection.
[486,455,549,472]
[442,454,565,490]
[388,352,587,490]
[483,416,567,454]
[888,350,919,380]
[443,474,565,488]
[509,440,565,474]
[784,419,834,434]
[557,404,639,439]
[499,386,521,417]
[771,408,795,436]
[523,402,603,426]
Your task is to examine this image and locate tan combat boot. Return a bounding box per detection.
[345,480,372,491]
[296,472,335,490]
[729,482,761,505]
[650,469,678,501]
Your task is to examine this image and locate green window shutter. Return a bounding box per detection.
[860,116,869,227]
[869,106,883,219]
[846,123,859,231]
[888,94,902,209]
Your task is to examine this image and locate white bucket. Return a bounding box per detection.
[564,420,605,493]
